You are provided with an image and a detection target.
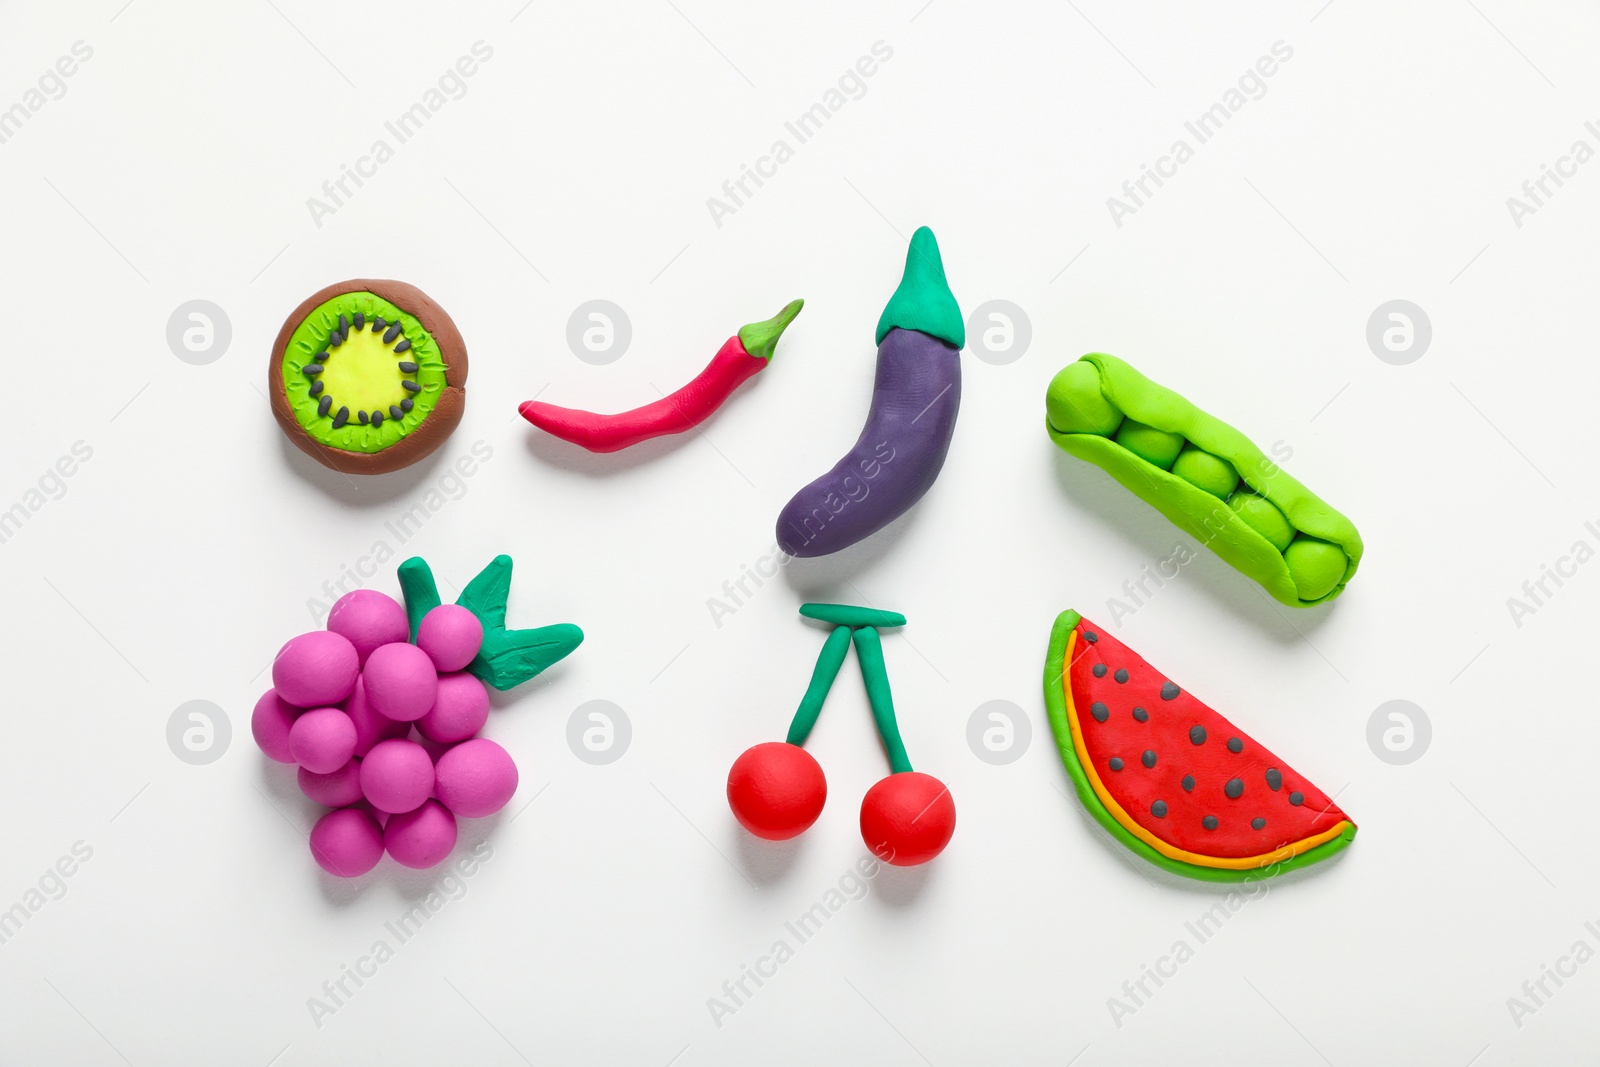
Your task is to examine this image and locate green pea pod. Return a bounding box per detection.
[1045,353,1362,607]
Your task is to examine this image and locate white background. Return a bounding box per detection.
[2,0,1596,1063]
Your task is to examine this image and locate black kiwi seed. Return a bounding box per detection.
[331,406,349,428]
[401,380,420,393]
[352,312,364,329]
[302,364,322,376]
[317,395,332,417]
[400,398,413,412]
[389,405,403,420]
[371,410,384,427]
[393,339,412,353]
[328,330,343,347]
[309,380,324,396]
[339,314,349,333]
[383,324,402,343]
[313,351,330,362]
[398,361,418,373]
[371,317,385,332]
[358,410,369,425]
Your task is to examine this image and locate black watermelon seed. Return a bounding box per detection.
[352,312,364,329]
[1114,669,1129,684]
[317,395,332,417]
[393,339,412,353]
[1181,775,1195,792]
[371,411,384,427]
[1225,778,1244,799]
[389,405,403,421]
[313,351,330,362]
[1109,757,1124,771]
[309,380,323,396]
[1227,737,1243,754]
[302,364,322,376]
[1151,800,1168,818]
[1132,707,1148,723]
[1093,664,1107,678]
[1251,817,1266,830]
[1141,750,1157,768]
[1083,630,1098,643]
[1161,682,1181,700]
[1289,791,1304,806]
[1189,725,1207,745]
[358,410,369,425]
[397,361,418,373]
[1090,701,1110,723]
[384,324,402,343]
[400,398,414,412]
[1265,768,1283,790]
[331,406,349,428]
[1202,815,1218,830]
[401,380,420,393]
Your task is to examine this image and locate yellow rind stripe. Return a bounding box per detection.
[1062,631,1352,870]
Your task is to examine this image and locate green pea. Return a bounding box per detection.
[1284,536,1347,600]
[1171,447,1238,498]
[1045,360,1123,436]
[1113,419,1184,469]
[1226,491,1294,551]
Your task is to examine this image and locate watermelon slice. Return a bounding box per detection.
[1043,610,1355,882]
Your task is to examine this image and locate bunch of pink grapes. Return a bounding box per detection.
[251,590,519,877]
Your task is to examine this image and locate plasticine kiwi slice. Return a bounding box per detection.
[270,279,467,474]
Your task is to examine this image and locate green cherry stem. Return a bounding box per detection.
[852,626,913,775]
[798,602,906,630]
[786,625,852,746]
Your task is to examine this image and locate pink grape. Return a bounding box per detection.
[362,642,438,722]
[416,672,490,744]
[299,758,364,807]
[288,708,357,774]
[251,689,301,763]
[272,631,358,708]
[434,738,518,818]
[360,738,434,814]
[416,605,484,673]
[310,806,383,877]
[326,589,409,665]
[384,799,457,869]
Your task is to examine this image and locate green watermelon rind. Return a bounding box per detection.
[1043,609,1355,883]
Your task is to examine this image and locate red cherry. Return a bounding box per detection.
[860,771,955,866]
[727,741,826,840]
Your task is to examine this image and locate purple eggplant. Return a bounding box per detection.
[776,227,964,558]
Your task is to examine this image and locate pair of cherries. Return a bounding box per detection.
[726,605,956,866]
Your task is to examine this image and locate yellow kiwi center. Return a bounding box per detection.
[320,328,408,414]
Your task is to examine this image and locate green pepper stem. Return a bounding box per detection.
[852,627,913,774]
[785,625,852,746]
[737,298,804,362]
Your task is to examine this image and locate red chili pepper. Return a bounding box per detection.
[519,299,803,453]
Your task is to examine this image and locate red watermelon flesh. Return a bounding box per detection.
[1065,615,1352,860]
